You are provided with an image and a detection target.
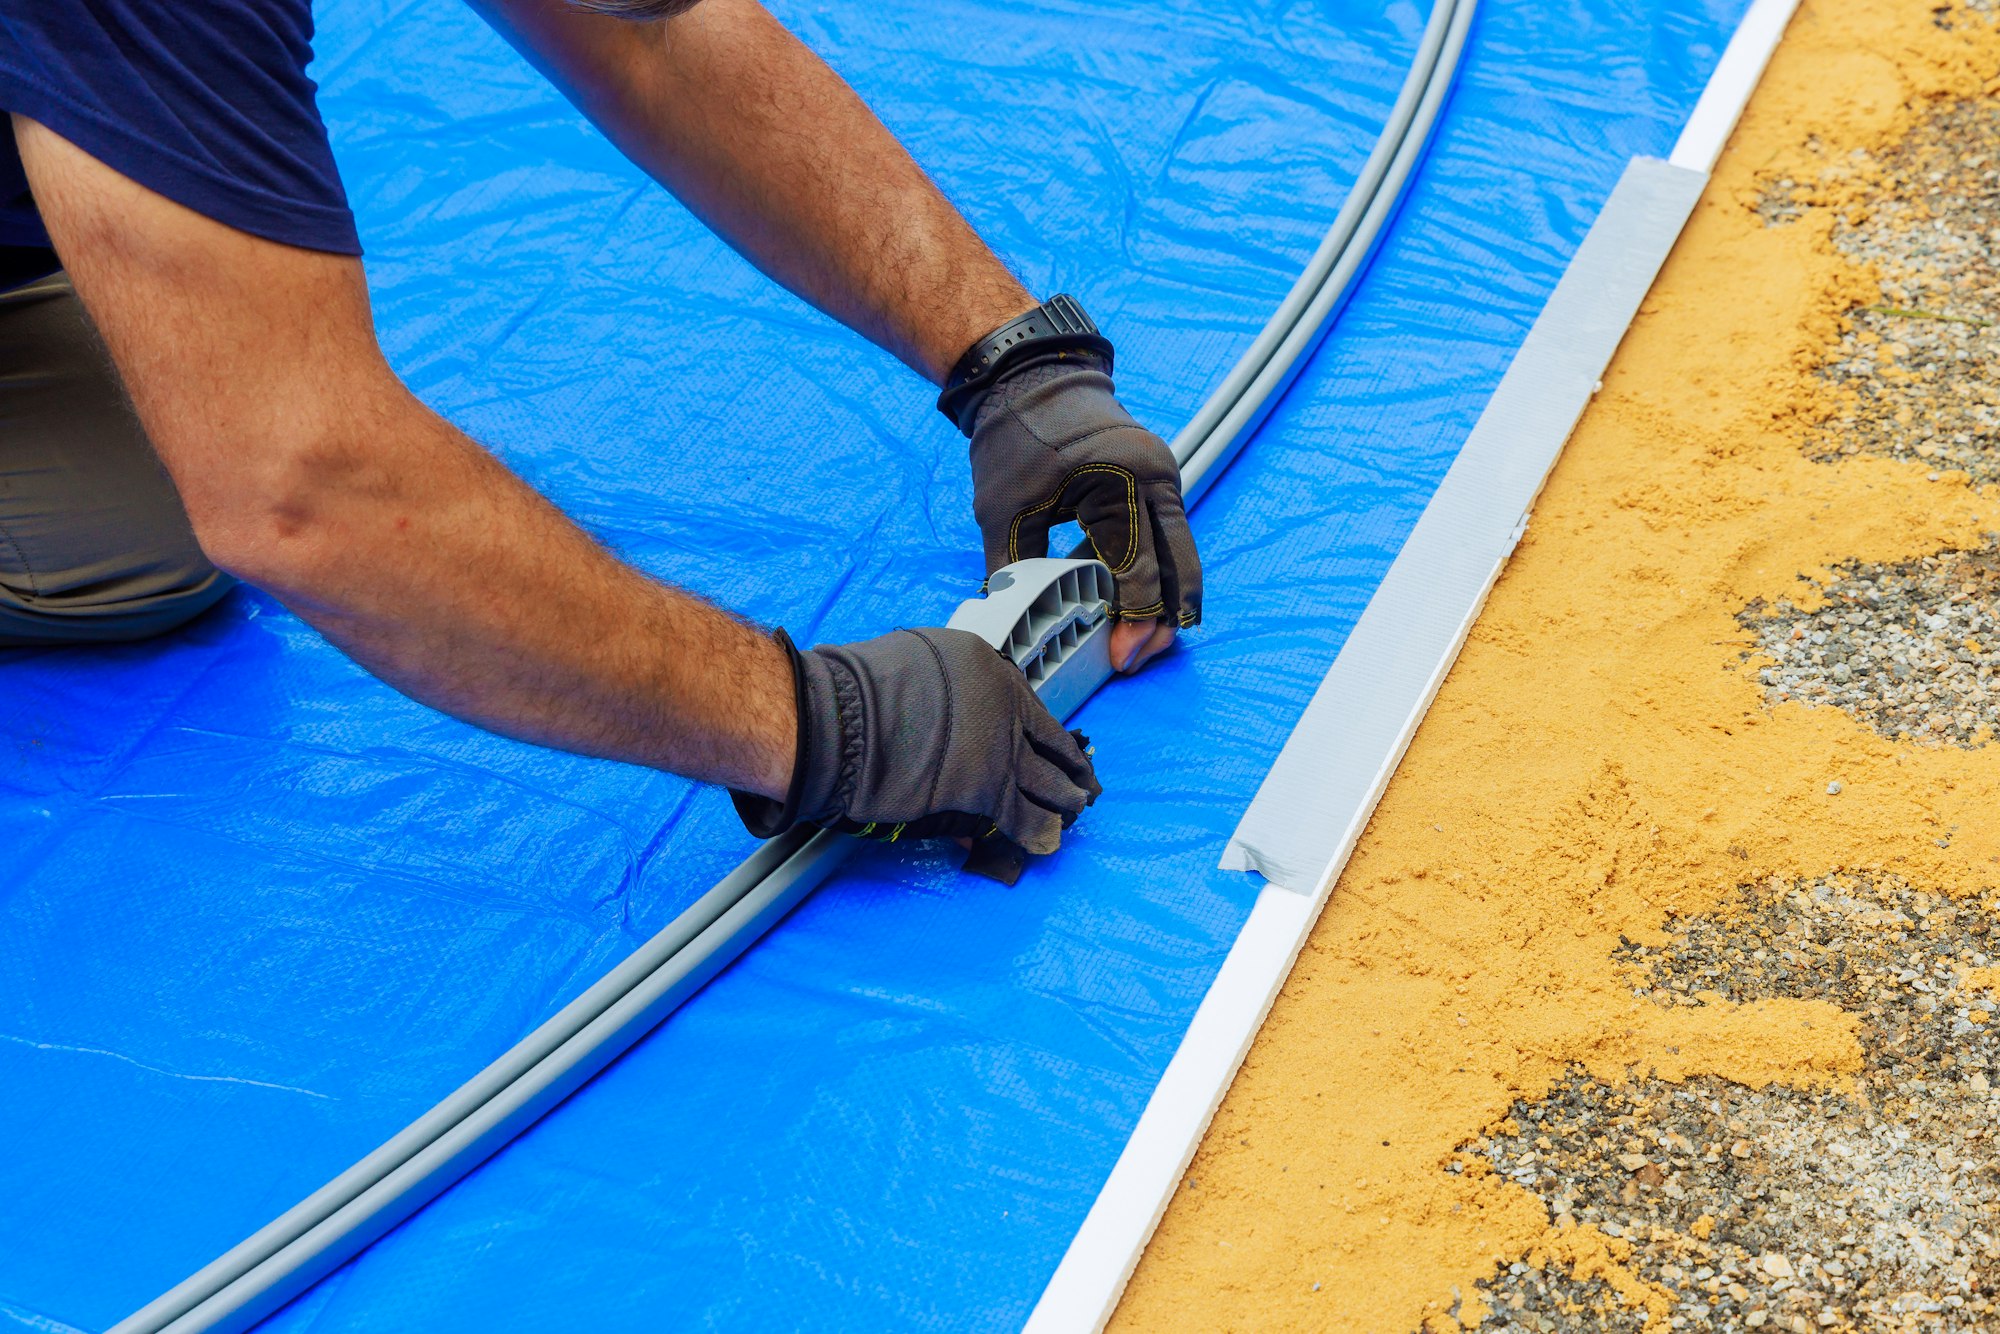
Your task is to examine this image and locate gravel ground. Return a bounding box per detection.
[1745,58,2000,752]
[1464,1266,1648,1333]
[1456,83,2000,1332]
[1739,545,2000,748]
[1777,90,2000,482]
[1462,875,2000,1333]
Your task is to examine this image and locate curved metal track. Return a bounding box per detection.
[115,2,1473,1326]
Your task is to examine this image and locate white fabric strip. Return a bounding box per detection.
[1220,156,1708,893]
[1670,0,1803,172]
[1025,153,1708,1334]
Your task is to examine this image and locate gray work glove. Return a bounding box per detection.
[964,350,1203,630]
[730,626,1102,855]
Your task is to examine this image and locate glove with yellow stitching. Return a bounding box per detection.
[959,349,1203,633]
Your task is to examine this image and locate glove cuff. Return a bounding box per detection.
[966,348,1118,439]
[728,629,848,838]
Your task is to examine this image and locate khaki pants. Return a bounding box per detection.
[0,267,232,645]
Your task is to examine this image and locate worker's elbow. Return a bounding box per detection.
[195,513,331,600]
[180,429,371,597]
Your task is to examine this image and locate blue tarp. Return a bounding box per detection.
[0,0,1742,1328]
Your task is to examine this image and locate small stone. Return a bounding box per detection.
[1827,780,1844,795]
[1617,1152,1650,1171]
[1762,1252,1795,1279]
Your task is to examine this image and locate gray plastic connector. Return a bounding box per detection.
[945,557,1115,723]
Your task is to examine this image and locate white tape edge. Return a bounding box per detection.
[1020,549,1510,1334]
[1024,11,1796,1324]
[1668,0,1802,173]
[1023,151,1724,1334]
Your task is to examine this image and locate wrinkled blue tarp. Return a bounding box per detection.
[0,0,1743,1329]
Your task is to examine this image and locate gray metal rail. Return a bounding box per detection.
[113,0,1473,1325]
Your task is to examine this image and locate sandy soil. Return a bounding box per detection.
[1111,1,2000,1329]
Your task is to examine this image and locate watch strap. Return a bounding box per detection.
[937,294,1113,435]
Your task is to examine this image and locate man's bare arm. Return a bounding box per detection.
[476,0,1181,669]
[472,0,1033,385]
[16,117,798,797]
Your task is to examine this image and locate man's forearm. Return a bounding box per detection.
[262,389,800,797]
[17,115,798,799]
[485,0,1187,674]
[478,0,1033,382]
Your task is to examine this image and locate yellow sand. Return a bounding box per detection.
[1112,2,2000,1329]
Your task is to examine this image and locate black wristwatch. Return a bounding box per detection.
[936,293,1114,435]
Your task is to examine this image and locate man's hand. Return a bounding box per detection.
[17,119,1102,853]
[965,352,1202,672]
[477,0,1202,670]
[732,627,1100,854]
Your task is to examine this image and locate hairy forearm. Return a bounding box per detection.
[251,391,798,796]
[479,0,1032,381]
[20,114,799,800]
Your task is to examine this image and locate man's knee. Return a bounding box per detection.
[0,271,238,648]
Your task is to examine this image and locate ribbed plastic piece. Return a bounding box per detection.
[946,558,1115,723]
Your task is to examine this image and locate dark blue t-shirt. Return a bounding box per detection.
[0,0,360,267]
